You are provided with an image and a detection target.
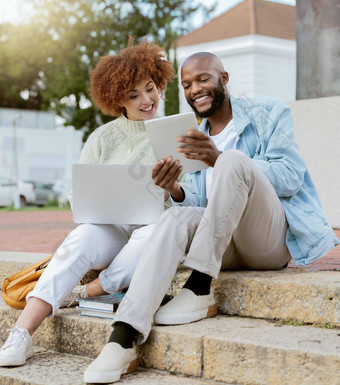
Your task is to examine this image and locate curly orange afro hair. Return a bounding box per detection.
[90,39,176,116]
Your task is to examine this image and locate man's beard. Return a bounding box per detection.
[188,79,226,118]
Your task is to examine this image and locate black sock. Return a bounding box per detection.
[108,322,137,349]
[182,269,212,296]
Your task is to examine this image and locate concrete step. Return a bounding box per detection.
[0,348,91,385]
[141,316,340,385]
[0,252,50,287]
[1,251,339,327]
[171,266,340,327]
[0,252,99,288]
[0,349,228,385]
[1,299,339,385]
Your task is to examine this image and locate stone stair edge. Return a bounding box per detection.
[1,309,339,385]
[1,256,339,385]
[0,251,50,263]
[1,260,339,328]
[170,268,340,327]
[1,297,340,385]
[1,250,340,281]
[0,301,339,354]
[0,348,230,385]
[1,251,339,330]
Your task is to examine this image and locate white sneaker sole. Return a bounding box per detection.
[0,347,34,367]
[155,304,218,325]
[83,358,138,383]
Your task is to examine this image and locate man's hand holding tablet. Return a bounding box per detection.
[177,130,221,168]
[151,129,222,202]
[152,156,184,202]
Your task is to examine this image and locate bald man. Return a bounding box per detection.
[84,52,338,384]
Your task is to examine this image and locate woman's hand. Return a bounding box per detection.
[152,157,184,202]
[177,130,221,167]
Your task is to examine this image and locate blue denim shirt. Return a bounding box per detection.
[172,95,339,265]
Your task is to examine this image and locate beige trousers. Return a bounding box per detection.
[114,150,292,343]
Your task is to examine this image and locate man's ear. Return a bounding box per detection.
[221,71,229,85]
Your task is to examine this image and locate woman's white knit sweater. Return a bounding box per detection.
[80,115,156,165]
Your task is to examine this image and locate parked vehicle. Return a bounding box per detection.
[24,181,55,207]
[0,176,36,207]
[52,178,72,208]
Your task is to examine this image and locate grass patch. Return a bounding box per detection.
[43,199,61,207]
[0,199,71,212]
[274,318,335,329]
[275,318,305,327]
[312,322,335,329]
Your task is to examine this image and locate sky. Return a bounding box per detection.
[0,0,30,23]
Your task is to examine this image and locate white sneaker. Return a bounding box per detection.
[0,326,34,366]
[83,342,138,383]
[154,288,218,325]
[60,285,88,308]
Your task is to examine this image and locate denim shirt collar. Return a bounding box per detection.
[200,94,250,136]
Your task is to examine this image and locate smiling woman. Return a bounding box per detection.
[90,39,174,117]
[119,80,159,121]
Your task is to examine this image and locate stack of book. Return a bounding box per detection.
[77,293,125,320]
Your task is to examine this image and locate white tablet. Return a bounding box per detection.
[145,112,208,174]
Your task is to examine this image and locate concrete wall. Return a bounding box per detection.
[175,34,296,113]
[0,108,56,130]
[288,96,340,228]
[296,0,340,99]
[0,127,83,184]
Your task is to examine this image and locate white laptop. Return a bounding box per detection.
[145,112,208,174]
[72,164,164,225]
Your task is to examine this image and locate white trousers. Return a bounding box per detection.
[27,223,155,316]
[114,150,292,343]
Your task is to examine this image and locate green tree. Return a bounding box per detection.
[0,21,46,109]
[165,46,180,116]
[28,0,127,136]
[0,0,215,139]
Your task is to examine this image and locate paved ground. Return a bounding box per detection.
[0,210,339,270]
[0,211,76,255]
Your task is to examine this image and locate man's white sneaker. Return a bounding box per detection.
[83,342,138,383]
[154,288,218,325]
[0,326,33,367]
[60,284,88,308]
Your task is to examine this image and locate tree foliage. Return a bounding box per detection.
[165,47,180,116]
[0,0,214,138]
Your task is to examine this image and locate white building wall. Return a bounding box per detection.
[254,51,296,101]
[0,108,56,130]
[0,126,83,184]
[174,34,296,113]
